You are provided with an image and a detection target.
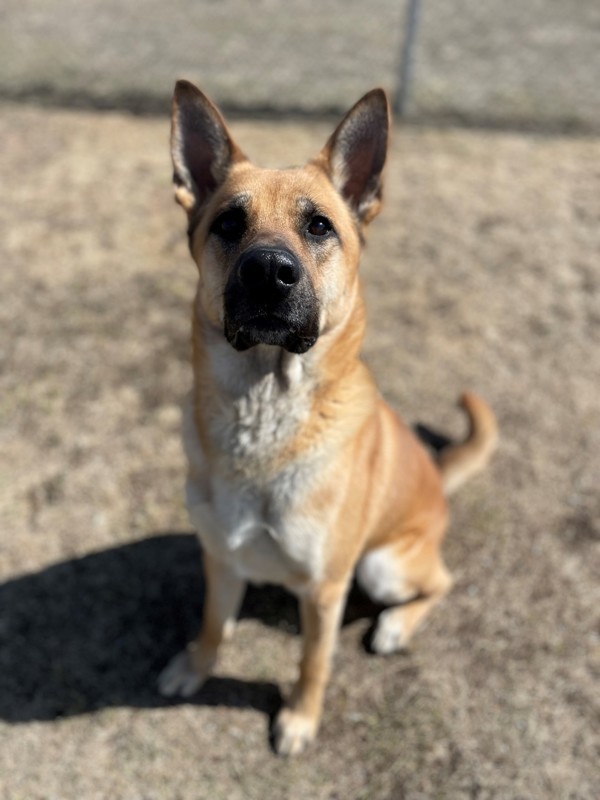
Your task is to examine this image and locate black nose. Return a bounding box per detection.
[237,247,301,300]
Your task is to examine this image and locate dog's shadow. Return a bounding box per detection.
[0,533,380,724]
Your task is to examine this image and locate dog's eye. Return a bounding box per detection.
[210,208,246,242]
[307,215,332,238]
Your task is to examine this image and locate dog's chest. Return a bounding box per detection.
[184,362,327,587]
[220,371,304,474]
[206,342,311,473]
[186,458,327,588]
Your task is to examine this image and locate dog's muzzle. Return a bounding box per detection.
[223,246,320,354]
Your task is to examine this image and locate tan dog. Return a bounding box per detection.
[158,80,498,755]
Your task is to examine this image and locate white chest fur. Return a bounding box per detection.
[183,344,328,588]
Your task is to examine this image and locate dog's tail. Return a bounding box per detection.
[437,392,499,496]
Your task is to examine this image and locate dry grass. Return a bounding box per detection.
[0,104,598,798]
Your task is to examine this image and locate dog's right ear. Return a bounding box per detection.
[171,80,247,214]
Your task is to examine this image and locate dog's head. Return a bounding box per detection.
[171,81,390,354]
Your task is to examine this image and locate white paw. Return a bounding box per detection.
[157,647,214,698]
[272,707,318,756]
[371,610,408,655]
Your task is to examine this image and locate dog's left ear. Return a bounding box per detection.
[316,89,390,227]
[171,80,247,215]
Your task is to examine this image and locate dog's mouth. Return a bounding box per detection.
[223,245,320,354]
[224,314,318,354]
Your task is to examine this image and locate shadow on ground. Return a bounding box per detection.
[0,533,381,724]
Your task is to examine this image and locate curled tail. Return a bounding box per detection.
[437,392,499,495]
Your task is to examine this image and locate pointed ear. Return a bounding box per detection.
[316,88,390,226]
[170,80,247,214]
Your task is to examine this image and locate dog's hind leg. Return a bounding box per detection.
[158,551,246,697]
[357,540,453,655]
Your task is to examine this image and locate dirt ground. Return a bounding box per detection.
[0,103,598,799]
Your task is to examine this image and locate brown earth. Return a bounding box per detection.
[0,103,598,799]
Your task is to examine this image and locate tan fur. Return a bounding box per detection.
[158,81,498,755]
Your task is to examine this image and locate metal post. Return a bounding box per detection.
[394,0,422,116]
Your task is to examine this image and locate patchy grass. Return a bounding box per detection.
[0,104,598,798]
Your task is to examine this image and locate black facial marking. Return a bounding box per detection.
[210,206,247,243]
[223,245,320,354]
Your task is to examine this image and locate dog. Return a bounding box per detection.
[158,80,498,756]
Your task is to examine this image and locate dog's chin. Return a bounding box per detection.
[225,316,318,354]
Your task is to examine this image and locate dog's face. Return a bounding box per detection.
[171,82,390,354]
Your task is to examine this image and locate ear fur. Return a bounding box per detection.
[316,88,390,226]
[170,80,247,215]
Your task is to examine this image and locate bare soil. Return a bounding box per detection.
[0,103,598,799]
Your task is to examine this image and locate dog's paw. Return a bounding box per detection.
[272,707,318,756]
[370,609,408,655]
[157,647,214,698]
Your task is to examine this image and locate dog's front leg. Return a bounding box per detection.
[159,550,246,698]
[273,580,348,756]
